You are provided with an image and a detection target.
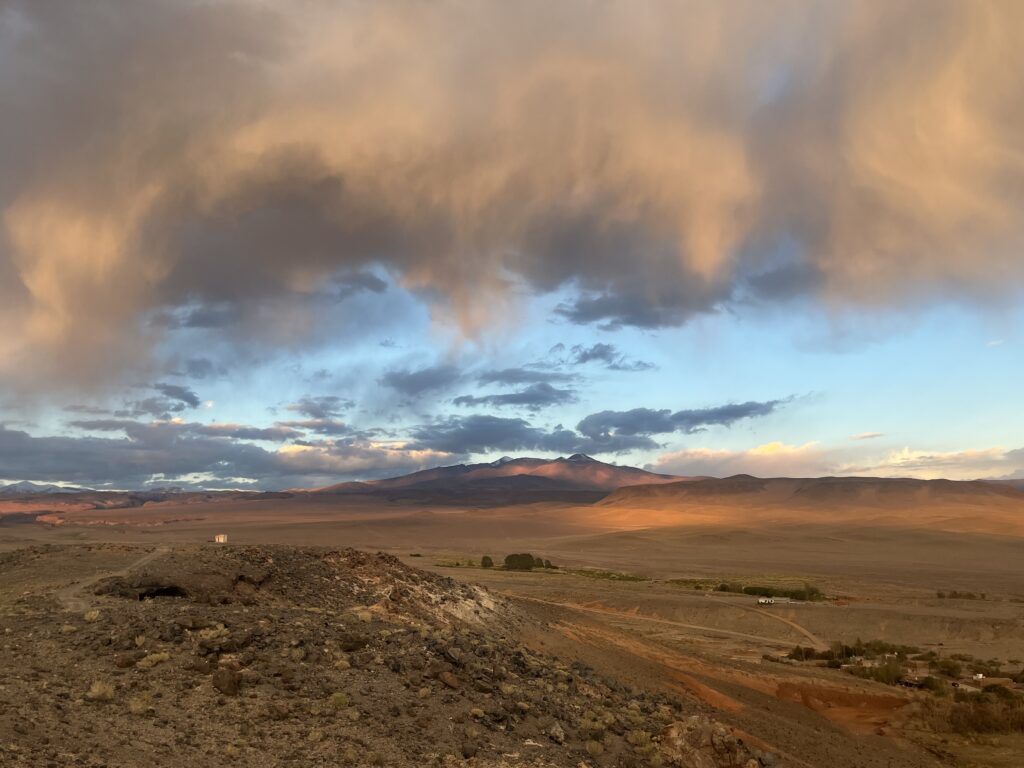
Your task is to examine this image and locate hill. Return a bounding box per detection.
[311,454,684,497]
[589,475,1024,535]
[0,543,767,768]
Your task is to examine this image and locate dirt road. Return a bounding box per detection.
[510,593,824,649]
[55,546,169,612]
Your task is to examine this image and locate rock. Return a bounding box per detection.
[547,721,566,745]
[212,668,241,696]
[338,633,369,652]
[438,670,461,689]
[661,716,761,768]
[461,742,478,759]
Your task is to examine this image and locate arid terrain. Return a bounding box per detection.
[1,466,1022,767]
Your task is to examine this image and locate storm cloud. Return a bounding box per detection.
[2,1,1024,392]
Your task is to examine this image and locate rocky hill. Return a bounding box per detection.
[0,544,773,768]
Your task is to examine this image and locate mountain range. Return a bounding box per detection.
[0,481,92,496]
[309,454,685,500]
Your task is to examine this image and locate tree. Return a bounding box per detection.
[481,555,494,569]
[504,553,536,571]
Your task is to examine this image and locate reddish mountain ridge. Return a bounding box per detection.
[311,454,683,494]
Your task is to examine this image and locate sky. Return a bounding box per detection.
[1,0,1023,490]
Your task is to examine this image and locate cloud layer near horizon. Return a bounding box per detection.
[2,1,1024,392]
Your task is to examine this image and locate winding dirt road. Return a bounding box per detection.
[510,593,827,650]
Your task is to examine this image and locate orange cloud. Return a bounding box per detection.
[2,2,1024,391]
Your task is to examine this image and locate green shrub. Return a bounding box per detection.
[932,658,962,678]
[504,553,536,571]
[481,555,494,568]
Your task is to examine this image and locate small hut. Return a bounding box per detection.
[214,534,228,544]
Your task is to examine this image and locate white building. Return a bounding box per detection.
[214,534,228,544]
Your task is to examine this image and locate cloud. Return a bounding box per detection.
[379,365,461,397]
[181,358,221,379]
[577,400,786,440]
[409,414,660,456]
[285,396,352,420]
[453,383,578,411]
[652,442,833,478]
[0,422,449,489]
[567,343,653,371]
[842,446,1022,481]
[275,418,355,437]
[652,441,1024,481]
[850,431,885,441]
[408,415,579,456]
[153,382,201,408]
[3,2,1024,391]
[477,368,577,386]
[68,418,301,443]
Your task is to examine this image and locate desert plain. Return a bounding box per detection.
[1,471,1022,768]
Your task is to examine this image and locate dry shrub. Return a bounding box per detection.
[86,680,114,702]
[920,688,1024,735]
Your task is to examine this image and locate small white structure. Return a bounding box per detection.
[757,597,775,605]
[973,672,985,681]
[214,534,228,544]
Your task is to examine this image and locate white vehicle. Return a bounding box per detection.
[757,597,775,605]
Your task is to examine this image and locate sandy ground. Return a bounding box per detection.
[3,492,1023,766]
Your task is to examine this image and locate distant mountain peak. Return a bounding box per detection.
[0,481,92,496]
[565,453,596,463]
[491,456,516,466]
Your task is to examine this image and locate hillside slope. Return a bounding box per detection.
[313,454,684,495]
[589,475,1024,535]
[0,544,772,767]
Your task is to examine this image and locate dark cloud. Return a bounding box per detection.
[556,290,713,330]
[576,400,787,440]
[275,419,355,437]
[409,416,578,455]
[379,365,461,397]
[285,396,352,420]
[62,404,111,416]
[191,424,302,442]
[4,2,1024,392]
[118,398,189,419]
[183,358,220,379]
[670,401,785,433]
[568,343,654,372]
[477,368,576,386]
[152,303,243,330]
[453,383,577,411]
[409,413,657,456]
[334,271,387,297]
[68,418,300,443]
[66,419,137,432]
[576,409,675,439]
[153,382,201,408]
[0,422,445,489]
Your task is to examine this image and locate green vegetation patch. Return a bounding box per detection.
[565,569,649,582]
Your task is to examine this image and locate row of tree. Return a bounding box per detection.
[480,553,556,571]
